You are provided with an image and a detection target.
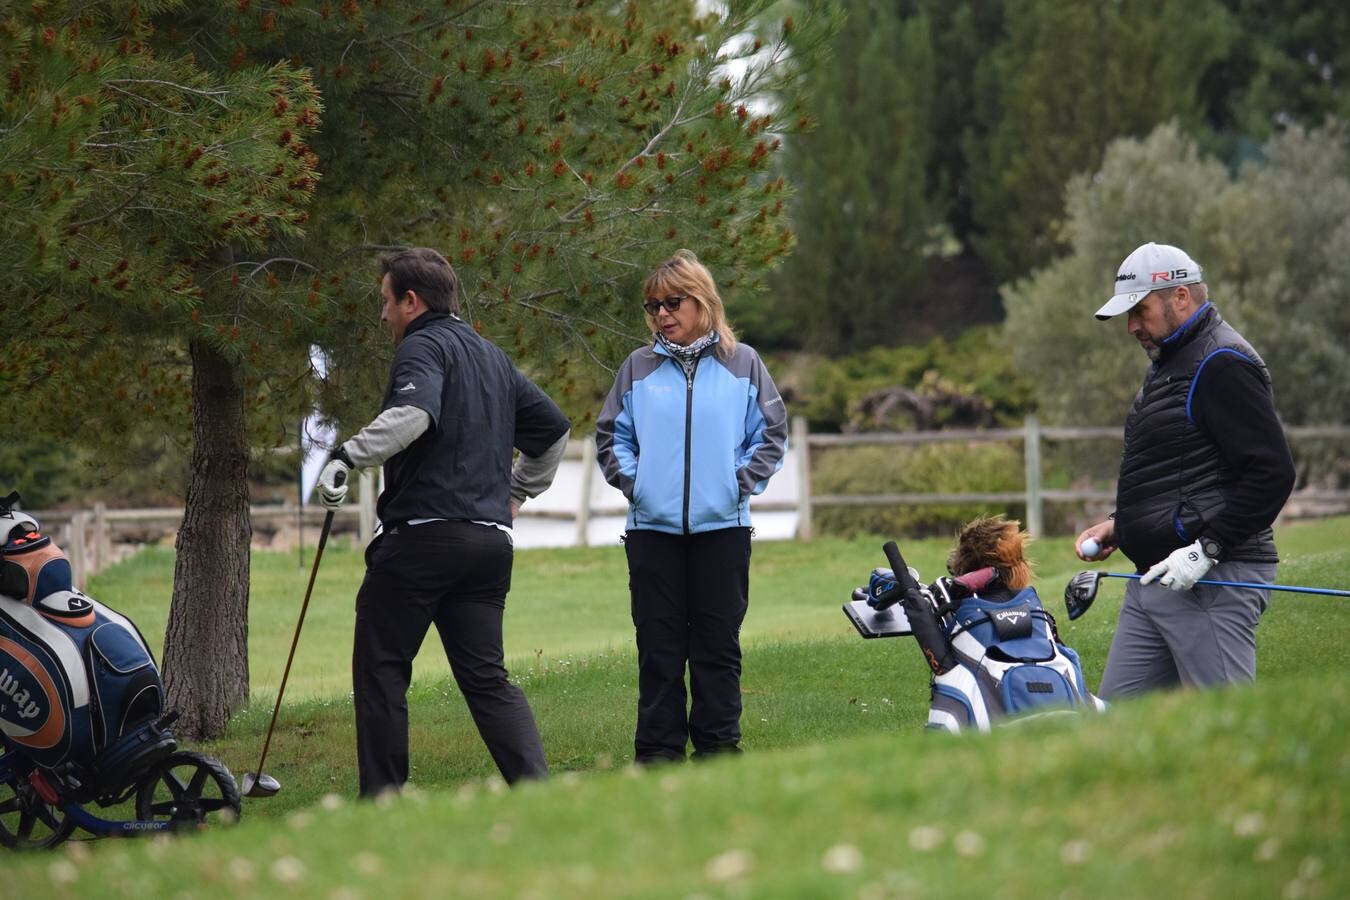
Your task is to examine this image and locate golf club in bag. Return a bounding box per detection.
[1064,570,1350,621]
[240,472,343,799]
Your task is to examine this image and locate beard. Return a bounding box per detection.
[1138,300,1184,361]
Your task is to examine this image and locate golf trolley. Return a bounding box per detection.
[0,717,241,849]
[0,491,241,848]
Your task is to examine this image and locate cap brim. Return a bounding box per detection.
[1095,290,1147,320]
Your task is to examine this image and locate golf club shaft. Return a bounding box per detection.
[1104,572,1349,597]
[251,509,335,780]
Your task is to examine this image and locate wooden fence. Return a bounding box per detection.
[793,417,1350,541]
[25,418,1349,588]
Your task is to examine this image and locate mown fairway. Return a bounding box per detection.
[7,516,1348,897]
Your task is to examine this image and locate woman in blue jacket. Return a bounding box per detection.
[596,249,788,763]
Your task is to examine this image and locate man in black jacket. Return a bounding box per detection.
[1074,242,1295,699]
[317,247,570,796]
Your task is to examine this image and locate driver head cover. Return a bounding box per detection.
[0,492,39,544]
[947,515,1033,591]
[1096,242,1202,320]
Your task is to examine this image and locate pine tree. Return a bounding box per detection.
[0,0,832,738]
[774,3,936,353]
[963,0,1235,282]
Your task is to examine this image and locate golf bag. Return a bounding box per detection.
[0,495,171,792]
[926,585,1105,733]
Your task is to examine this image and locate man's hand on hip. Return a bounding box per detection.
[318,456,351,511]
[1140,539,1216,592]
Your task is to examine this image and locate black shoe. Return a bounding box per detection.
[691,744,742,761]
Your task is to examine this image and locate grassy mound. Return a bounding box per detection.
[6,516,1346,896]
[10,671,1346,898]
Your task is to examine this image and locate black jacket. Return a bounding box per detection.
[1114,304,1295,570]
[375,313,569,527]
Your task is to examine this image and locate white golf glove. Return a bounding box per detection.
[317,454,351,511]
[1140,539,1215,592]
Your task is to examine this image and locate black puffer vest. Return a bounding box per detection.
[1114,305,1278,570]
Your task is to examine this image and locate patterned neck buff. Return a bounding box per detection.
[655,330,718,375]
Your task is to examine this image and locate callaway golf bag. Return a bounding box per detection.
[865,542,1105,733]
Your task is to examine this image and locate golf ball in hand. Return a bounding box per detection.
[1080,538,1100,557]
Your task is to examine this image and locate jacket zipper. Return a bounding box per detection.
[682,360,696,534]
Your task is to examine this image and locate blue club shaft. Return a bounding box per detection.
[1104,572,1349,597]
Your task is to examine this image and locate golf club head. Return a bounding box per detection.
[1064,571,1104,621]
[241,771,281,798]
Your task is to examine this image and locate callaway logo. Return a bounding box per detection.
[0,666,42,720]
[397,381,417,392]
[993,609,1028,626]
[1150,268,1189,284]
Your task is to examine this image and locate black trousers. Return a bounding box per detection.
[352,520,547,797]
[623,527,751,762]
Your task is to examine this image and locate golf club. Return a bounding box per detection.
[1064,569,1350,621]
[241,474,342,798]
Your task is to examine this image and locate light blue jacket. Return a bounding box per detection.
[595,337,788,535]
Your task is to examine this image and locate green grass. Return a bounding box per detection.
[6,516,1348,896]
[91,516,1349,699]
[10,672,1349,898]
[90,533,981,699]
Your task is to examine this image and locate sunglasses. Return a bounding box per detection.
[643,295,687,316]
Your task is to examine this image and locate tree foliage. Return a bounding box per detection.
[1004,121,1350,428]
[1,1,322,448]
[0,0,834,737]
[770,3,934,353]
[775,326,1034,434]
[1204,0,1350,142]
[964,0,1236,282]
[185,0,833,428]
[771,0,1350,355]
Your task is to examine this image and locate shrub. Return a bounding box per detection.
[770,325,1036,434]
[811,442,1023,539]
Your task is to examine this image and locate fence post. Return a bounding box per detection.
[93,502,109,575]
[1023,414,1043,538]
[575,436,596,548]
[793,416,812,541]
[359,469,377,547]
[69,511,90,590]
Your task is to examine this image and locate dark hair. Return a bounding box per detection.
[378,247,459,314]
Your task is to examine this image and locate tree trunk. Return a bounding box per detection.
[162,338,252,740]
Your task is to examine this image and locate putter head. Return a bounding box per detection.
[241,771,281,798]
[1064,571,1104,621]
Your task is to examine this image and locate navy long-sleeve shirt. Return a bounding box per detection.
[1188,351,1296,552]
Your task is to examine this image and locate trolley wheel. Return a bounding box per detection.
[0,775,76,849]
[134,751,241,832]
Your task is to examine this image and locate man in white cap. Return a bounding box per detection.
[1073,242,1295,698]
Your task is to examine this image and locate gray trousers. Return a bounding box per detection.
[1098,560,1276,700]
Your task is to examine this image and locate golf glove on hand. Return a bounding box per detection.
[317,452,351,511]
[1141,539,1215,592]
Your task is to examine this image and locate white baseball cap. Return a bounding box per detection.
[1096,242,1203,320]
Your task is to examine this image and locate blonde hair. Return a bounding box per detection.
[946,515,1035,591]
[642,249,738,358]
